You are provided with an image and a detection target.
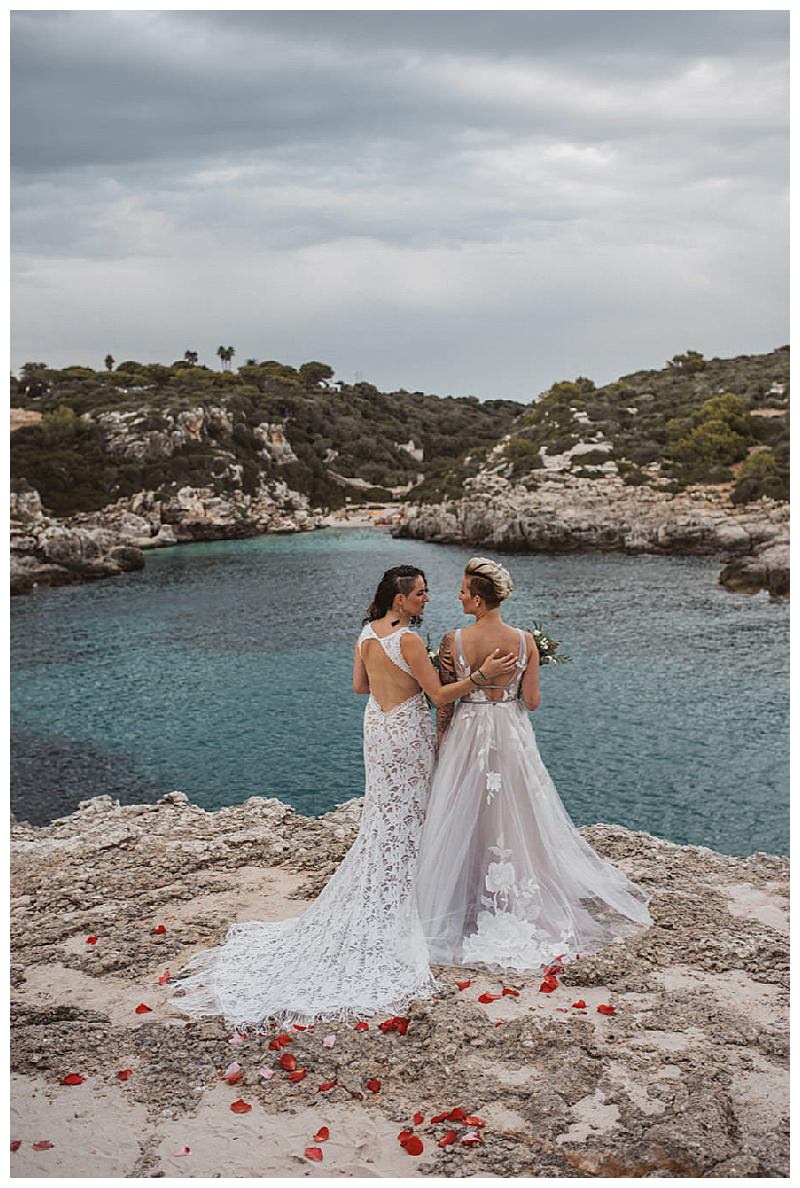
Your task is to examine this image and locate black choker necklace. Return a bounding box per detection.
[391,618,400,626]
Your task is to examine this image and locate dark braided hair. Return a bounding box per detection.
[364,565,427,624]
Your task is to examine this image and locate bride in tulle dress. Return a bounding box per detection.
[415,557,652,972]
[172,564,516,1028]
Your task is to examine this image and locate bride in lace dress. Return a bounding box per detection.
[173,565,517,1029]
[415,557,652,972]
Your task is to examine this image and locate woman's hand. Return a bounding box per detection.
[481,648,518,681]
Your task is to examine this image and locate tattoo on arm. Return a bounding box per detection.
[436,632,457,738]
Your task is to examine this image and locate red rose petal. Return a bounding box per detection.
[134,1003,152,1014]
[292,1024,306,1031]
[466,1116,486,1127]
[354,1021,369,1031]
[62,1073,84,1085]
[158,970,170,986]
[318,1079,338,1092]
[572,999,587,1009]
[597,1003,616,1016]
[279,1052,298,1072]
[305,1147,323,1162]
[461,1131,483,1146]
[378,1019,395,1033]
[447,1107,467,1122]
[117,1069,133,1081]
[455,979,471,990]
[477,992,501,1003]
[314,1126,330,1142]
[431,1111,449,1124]
[539,975,558,994]
[438,1130,457,1148]
[226,1071,243,1085]
[10,1140,21,1152]
[366,1078,381,1093]
[501,987,520,997]
[397,1129,414,1145]
[86,936,97,945]
[32,1141,54,1151]
[403,1136,423,1156]
[174,1146,191,1157]
[394,1017,409,1035]
[288,1069,307,1082]
[412,1111,424,1125]
[276,1033,292,1046]
[230,1099,252,1114]
[151,924,167,935]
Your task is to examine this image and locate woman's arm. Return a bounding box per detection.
[436,632,458,744]
[520,632,541,710]
[401,633,516,707]
[353,642,370,694]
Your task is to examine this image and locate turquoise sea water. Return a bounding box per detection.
[11,529,789,857]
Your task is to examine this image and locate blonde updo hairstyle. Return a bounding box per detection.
[464,556,514,609]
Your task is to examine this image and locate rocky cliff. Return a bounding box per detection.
[10,481,321,595]
[10,792,788,1177]
[394,472,790,596]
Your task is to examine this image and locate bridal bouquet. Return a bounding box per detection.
[530,621,571,666]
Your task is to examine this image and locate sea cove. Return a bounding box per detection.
[10,529,788,857]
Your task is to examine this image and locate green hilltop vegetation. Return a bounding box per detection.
[415,346,790,505]
[10,346,790,518]
[9,357,521,516]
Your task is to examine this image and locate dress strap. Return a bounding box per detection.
[359,623,416,679]
[516,628,527,668]
[453,628,468,679]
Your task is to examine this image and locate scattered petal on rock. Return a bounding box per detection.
[305,1147,323,1162]
[151,924,167,935]
[10,1141,21,1152]
[431,1112,449,1124]
[466,1116,486,1128]
[354,1022,369,1031]
[314,1127,330,1142]
[539,975,558,994]
[438,1130,457,1148]
[447,1107,467,1122]
[85,936,97,945]
[288,1070,307,1083]
[461,1131,483,1146]
[134,1003,152,1015]
[279,1053,298,1072]
[117,1069,133,1081]
[366,1078,381,1093]
[276,1033,292,1046]
[323,1034,336,1048]
[398,1129,414,1144]
[501,987,520,997]
[597,1003,616,1016]
[477,992,501,1003]
[259,1067,275,1080]
[225,1065,243,1086]
[228,1033,247,1045]
[32,1141,54,1151]
[572,999,587,1009]
[173,1147,191,1157]
[62,1073,85,1085]
[403,1136,423,1156]
[318,1079,338,1092]
[293,1024,307,1031]
[412,1111,424,1125]
[158,970,170,986]
[455,979,471,990]
[230,1100,252,1114]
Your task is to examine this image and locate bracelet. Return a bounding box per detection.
[468,672,480,685]
[476,668,488,683]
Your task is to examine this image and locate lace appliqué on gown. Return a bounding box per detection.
[172,624,438,1029]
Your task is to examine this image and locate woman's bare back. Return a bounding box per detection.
[361,628,421,713]
[458,621,529,701]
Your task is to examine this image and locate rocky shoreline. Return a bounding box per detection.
[10,792,788,1177]
[394,473,790,596]
[10,483,325,596]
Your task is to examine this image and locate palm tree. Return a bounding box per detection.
[184,350,198,366]
[226,346,235,370]
[216,345,236,370]
[104,354,115,371]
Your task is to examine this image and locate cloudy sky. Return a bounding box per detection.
[11,9,789,401]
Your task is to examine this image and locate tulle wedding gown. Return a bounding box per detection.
[415,628,652,970]
[173,624,438,1029]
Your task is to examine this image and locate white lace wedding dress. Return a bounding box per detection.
[415,628,652,971]
[173,623,438,1029]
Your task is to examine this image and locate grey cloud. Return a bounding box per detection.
[10,10,788,399]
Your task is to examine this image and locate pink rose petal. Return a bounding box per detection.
[227,1032,247,1045]
[323,1034,336,1048]
[224,1062,241,1080]
[173,1146,191,1157]
[259,1066,275,1080]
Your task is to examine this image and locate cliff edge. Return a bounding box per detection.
[11,793,788,1177]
